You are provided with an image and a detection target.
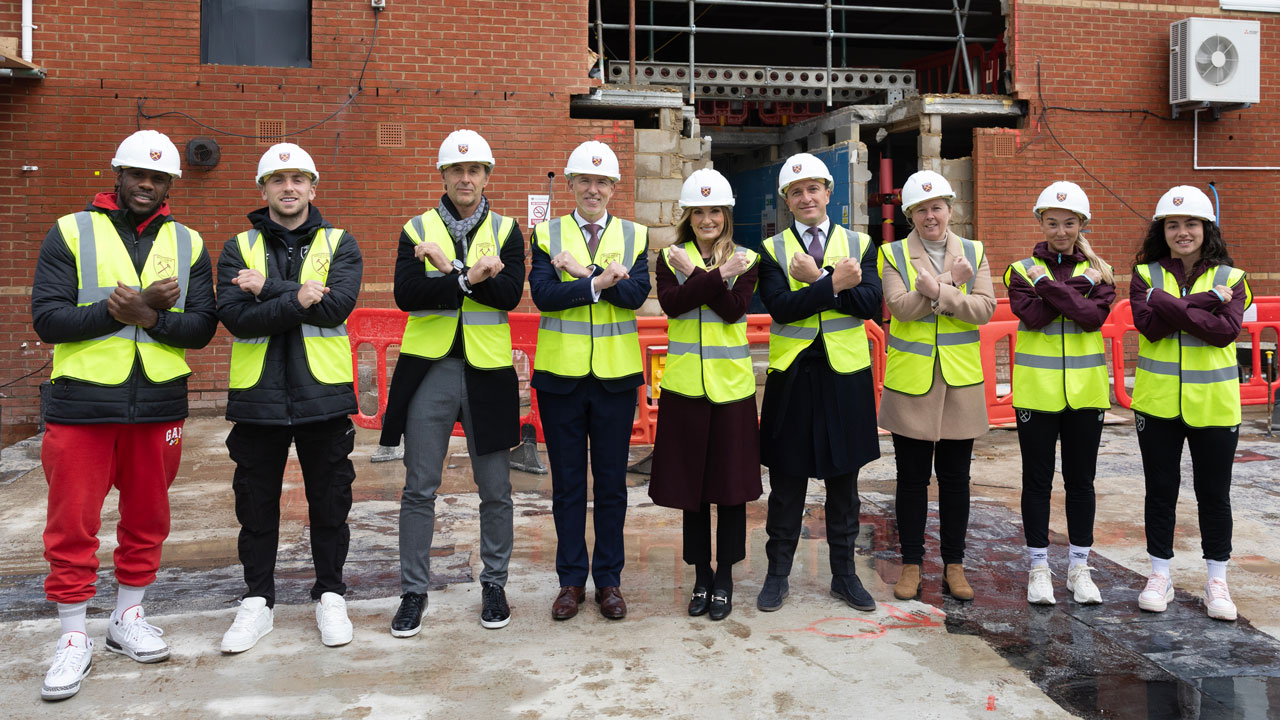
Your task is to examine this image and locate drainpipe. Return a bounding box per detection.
[22,0,34,62]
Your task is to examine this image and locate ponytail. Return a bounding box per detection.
[1075,236,1114,285]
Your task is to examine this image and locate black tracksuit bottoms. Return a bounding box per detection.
[1016,408,1105,549]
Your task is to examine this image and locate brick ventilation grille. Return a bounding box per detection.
[256,120,285,146]
[993,135,1016,158]
[378,123,405,148]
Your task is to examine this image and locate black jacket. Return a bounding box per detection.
[31,193,218,424]
[379,197,526,454]
[216,206,362,425]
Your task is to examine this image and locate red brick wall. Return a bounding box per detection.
[0,1,635,441]
[977,0,1280,299]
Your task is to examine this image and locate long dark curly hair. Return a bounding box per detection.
[1133,218,1234,268]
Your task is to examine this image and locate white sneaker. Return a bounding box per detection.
[106,605,169,663]
[316,592,353,647]
[1067,565,1103,605]
[41,631,92,701]
[1137,573,1174,612]
[221,597,274,654]
[1027,566,1056,605]
[1204,578,1237,621]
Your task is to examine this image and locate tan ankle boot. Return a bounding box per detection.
[944,564,974,600]
[894,564,921,600]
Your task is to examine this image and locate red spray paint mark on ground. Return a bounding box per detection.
[782,603,946,640]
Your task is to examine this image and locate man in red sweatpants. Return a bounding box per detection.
[30,130,217,701]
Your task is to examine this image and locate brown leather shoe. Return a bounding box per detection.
[894,563,922,600]
[552,586,585,620]
[595,586,627,619]
[944,564,974,601]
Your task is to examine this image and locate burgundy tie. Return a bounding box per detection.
[805,226,824,263]
[584,223,602,257]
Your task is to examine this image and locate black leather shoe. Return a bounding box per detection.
[687,587,710,617]
[480,582,510,629]
[391,592,427,638]
[831,573,876,612]
[756,575,789,612]
[709,589,732,621]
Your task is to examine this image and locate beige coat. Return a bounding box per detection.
[877,230,996,442]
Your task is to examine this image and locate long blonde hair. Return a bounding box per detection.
[675,206,736,268]
[1074,234,1114,285]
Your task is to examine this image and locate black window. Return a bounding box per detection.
[201,0,311,68]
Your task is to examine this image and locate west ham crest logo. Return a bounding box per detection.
[791,163,802,174]
[458,144,469,154]
[312,252,330,273]
[700,186,711,197]
[1172,197,1184,206]
[921,183,932,192]
[149,149,162,161]
[153,255,175,277]
[1056,192,1067,202]
[591,156,603,167]
[279,152,291,162]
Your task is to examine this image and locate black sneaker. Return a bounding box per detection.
[480,582,510,629]
[391,592,427,638]
[831,573,876,612]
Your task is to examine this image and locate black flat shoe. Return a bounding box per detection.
[687,587,710,617]
[709,590,732,621]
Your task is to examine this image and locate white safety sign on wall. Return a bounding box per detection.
[528,194,550,228]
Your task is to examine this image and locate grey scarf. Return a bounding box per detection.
[437,196,488,256]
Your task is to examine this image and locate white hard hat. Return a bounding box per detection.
[111,130,182,178]
[564,140,621,181]
[256,143,319,185]
[901,170,955,212]
[1033,181,1091,221]
[1153,185,1216,223]
[679,168,735,208]
[777,153,833,195]
[437,129,495,170]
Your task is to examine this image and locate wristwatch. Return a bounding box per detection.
[451,258,465,274]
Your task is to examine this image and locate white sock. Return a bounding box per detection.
[115,584,147,617]
[1149,555,1171,578]
[1206,559,1228,583]
[1068,545,1091,569]
[57,601,88,635]
[1027,546,1049,569]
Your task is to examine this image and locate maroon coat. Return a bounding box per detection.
[648,252,763,511]
[1006,242,1115,331]
[1130,256,1248,345]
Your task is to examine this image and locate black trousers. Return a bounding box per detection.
[893,434,973,565]
[1135,412,1236,562]
[764,471,860,576]
[683,503,746,567]
[226,417,356,606]
[1017,408,1104,549]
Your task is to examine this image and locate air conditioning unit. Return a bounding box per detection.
[1170,18,1260,106]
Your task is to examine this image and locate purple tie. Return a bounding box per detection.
[805,226,824,263]
[584,223,602,257]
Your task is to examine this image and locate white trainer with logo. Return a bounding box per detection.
[1137,573,1174,612]
[41,631,92,701]
[1204,578,1238,621]
[1026,566,1056,605]
[221,596,274,653]
[106,605,169,663]
[316,592,353,647]
[1067,565,1103,605]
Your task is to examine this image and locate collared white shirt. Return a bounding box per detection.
[574,210,610,302]
[793,217,833,287]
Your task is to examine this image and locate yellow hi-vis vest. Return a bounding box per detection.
[1132,262,1251,427]
[228,227,352,389]
[533,215,648,379]
[761,226,873,374]
[398,209,516,369]
[658,241,759,403]
[877,236,985,394]
[51,211,202,385]
[1004,257,1110,412]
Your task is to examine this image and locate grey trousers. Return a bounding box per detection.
[399,358,513,592]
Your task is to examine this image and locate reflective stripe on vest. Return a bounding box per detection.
[659,241,759,403]
[228,227,352,389]
[51,211,199,385]
[1132,261,1251,427]
[399,209,515,369]
[1004,256,1109,411]
[533,215,648,379]
[876,236,986,395]
[761,226,872,374]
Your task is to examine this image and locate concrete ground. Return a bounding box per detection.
[0,407,1278,719]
